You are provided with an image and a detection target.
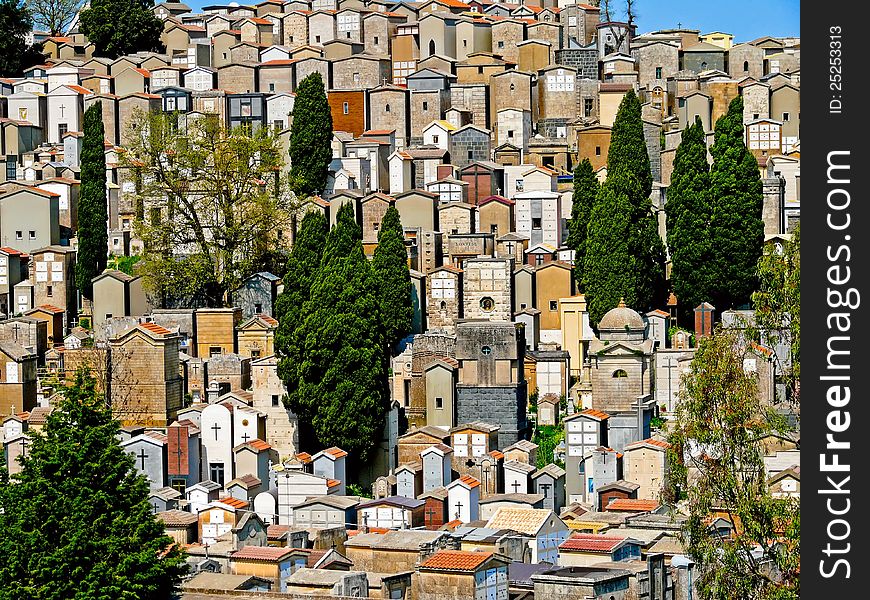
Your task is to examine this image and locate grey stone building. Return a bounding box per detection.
[554,44,598,80]
[448,124,492,171]
[233,271,280,319]
[454,320,528,450]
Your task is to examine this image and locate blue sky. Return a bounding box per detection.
[182,0,800,41]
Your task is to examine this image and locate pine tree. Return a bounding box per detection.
[287,204,388,466]
[0,371,187,598]
[275,210,328,387]
[372,205,413,352]
[75,101,109,300]
[582,177,633,325]
[289,73,333,197]
[79,0,164,59]
[666,118,712,323]
[566,158,599,290]
[708,96,765,311]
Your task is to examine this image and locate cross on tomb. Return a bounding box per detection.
[191,362,199,376]
[173,444,185,471]
[663,357,678,407]
[211,422,222,441]
[152,502,159,514]
[59,104,65,117]
[11,322,21,342]
[241,432,251,443]
[538,482,551,498]
[510,480,522,494]
[137,448,149,470]
[425,506,437,524]
[454,500,463,519]
[19,438,27,458]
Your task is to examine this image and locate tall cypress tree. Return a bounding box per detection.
[289,73,333,197]
[584,89,666,322]
[667,118,713,323]
[708,96,765,311]
[566,158,599,290]
[372,205,413,352]
[275,210,328,387]
[75,102,109,300]
[582,177,634,325]
[0,371,187,597]
[288,204,388,466]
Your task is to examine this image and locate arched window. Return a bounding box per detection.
[613,369,628,378]
[743,60,749,72]
[510,83,515,91]
[701,61,708,70]
[429,39,436,55]
[440,301,447,311]
[385,104,391,113]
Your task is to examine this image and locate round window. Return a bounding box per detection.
[242,419,249,426]
[481,346,492,355]
[480,297,495,312]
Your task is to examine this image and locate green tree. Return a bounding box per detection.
[566,158,599,290]
[752,224,800,401]
[286,204,388,466]
[122,110,300,307]
[79,0,163,59]
[26,0,80,35]
[0,0,45,77]
[0,371,187,598]
[75,102,109,300]
[666,117,712,323]
[372,205,413,352]
[582,177,633,325]
[607,88,652,199]
[275,210,329,387]
[707,96,765,311]
[666,329,799,600]
[289,73,333,197]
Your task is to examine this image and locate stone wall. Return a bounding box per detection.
[554,48,598,80]
[456,383,528,449]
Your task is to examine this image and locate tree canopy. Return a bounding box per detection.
[26,0,79,35]
[75,101,109,300]
[0,0,45,77]
[565,158,599,291]
[666,329,799,600]
[79,0,163,59]
[122,110,301,307]
[0,371,187,599]
[707,96,765,311]
[289,72,334,197]
[372,205,413,352]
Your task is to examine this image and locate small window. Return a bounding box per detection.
[508,129,514,138]
[374,36,379,44]
[254,303,263,313]
[477,66,484,74]
[584,98,594,117]
[498,41,504,49]
[269,82,275,91]
[209,346,222,357]
[613,369,628,378]
[385,104,391,113]
[743,60,749,72]
[433,135,439,144]
[422,101,429,111]
[346,32,351,39]
[105,314,112,320]
[535,254,544,266]
[595,146,601,156]
[343,102,349,114]
[251,350,261,359]
[463,39,468,48]
[272,394,280,407]
[655,66,662,79]
[15,231,22,240]
[549,300,558,311]
[490,224,498,235]
[46,285,53,297]
[532,217,542,230]
[481,345,492,355]
[782,112,790,121]
[316,35,321,43]
[28,230,36,240]
[753,113,759,120]
[435,397,444,409]
[467,150,473,160]
[520,303,527,310]
[480,297,495,312]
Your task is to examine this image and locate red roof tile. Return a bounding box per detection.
[324,446,348,459]
[419,550,492,572]
[139,321,172,336]
[579,408,610,421]
[458,475,480,488]
[560,534,626,553]
[32,304,65,314]
[218,496,250,510]
[624,438,671,451]
[605,498,660,513]
[231,545,295,561]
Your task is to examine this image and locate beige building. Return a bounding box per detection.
[462,257,512,322]
[91,270,151,333]
[195,308,242,358]
[0,341,38,417]
[623,438,670,501]
[415,551,509,600]
[236,314,277,360]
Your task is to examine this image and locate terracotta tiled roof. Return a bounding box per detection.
[157,509,198,527]
[488,450,505,460]
[239,439,271,452]
[624,438,671,451]
[218,496,249,510]
[139,321,172,336]
[33,304,65,314]
[256,313,279,326]
[579,408,610,421]
[296,452,313,463]
[485,507,552,535]
[327,479,341,488]
[457,475,480,488]
[605,498,660,513]
[419,550,492,572]
[323,446,348,459]
[267,524,291,540]
[231,545,295,561]
[0,247,24,255]
[259,59,296,66]
[559,534,625,553]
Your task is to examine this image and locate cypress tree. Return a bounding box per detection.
[667,118,713,323]
[275,210,328,388]
[288,204,388,466]
[75,102,109,300]
[372,205,413,352]
[708,96,765,311]
[582,177,634,325]
[289,73,333,197]
[0,371,187,597]
[607,88,652,199]
[566,158,599,290]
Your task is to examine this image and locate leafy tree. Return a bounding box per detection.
[566,158,599,290]
[0,0,45,77]
[752,223,800,402]
[582,176,633,325]
[26,0,80,35]
[75,101,109,300]
[372,205,413,352]
[122,110,300,307]
[289,72,333,197]
[275,210,328,387]
[285,204,388,466]
[79,0,163,59]
[666,117,712,323]
[0,371,188,598]
[707,96,765,311]
[666,329,799,600]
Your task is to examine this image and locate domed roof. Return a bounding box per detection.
[598,298,645,331]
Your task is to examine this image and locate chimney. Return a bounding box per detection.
[694,302,715,338]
